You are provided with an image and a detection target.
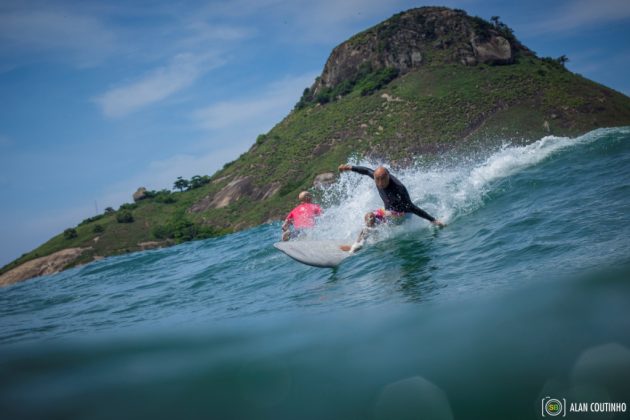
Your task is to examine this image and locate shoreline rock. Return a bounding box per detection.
[0,247,89,287]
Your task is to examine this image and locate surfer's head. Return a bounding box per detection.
[298,191,312,203]
[374,166,390,189]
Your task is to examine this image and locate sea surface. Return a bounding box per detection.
[1,128,630,419]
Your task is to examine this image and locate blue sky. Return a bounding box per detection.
[1,0,629,266]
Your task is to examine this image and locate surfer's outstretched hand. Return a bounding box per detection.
[338,164,352,172]
[432,220,447,228]
[339,245,351,252]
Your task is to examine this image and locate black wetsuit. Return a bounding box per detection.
[351,166,436,222]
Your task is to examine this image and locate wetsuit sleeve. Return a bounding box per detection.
[408,203,436,222]
[390,175,436,222]
[350,166,374,179]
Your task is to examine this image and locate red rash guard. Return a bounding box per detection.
[285,203,322,229]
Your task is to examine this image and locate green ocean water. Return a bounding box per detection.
[1,128,629,419]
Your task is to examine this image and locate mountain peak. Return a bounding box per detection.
[306,7,532,102]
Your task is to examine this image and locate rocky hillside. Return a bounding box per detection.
[3,6,630,285]
[309,7,529,98]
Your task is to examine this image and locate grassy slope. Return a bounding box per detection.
[3,56,630,276]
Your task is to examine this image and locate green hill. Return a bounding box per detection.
[3,6,630,284]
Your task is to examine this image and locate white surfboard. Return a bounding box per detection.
[274,240,352,268]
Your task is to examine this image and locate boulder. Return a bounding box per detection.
[471,35,512,64]
[133,187,148,202]
[312,143,331,156]
[313,172,336,188]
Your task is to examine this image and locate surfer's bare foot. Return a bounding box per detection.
[340,245,351,252]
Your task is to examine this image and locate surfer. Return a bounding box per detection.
[281,191,322,241]
[338,164,445,252]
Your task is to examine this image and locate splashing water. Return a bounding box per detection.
[307,128,615,245]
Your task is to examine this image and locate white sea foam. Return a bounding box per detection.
[301,129,609,243]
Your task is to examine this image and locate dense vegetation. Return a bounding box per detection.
[296,65,400,108]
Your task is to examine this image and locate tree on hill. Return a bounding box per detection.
[63,228,78,239]
[174,177,189,192]
[116,210,134,223]
[490,16,500,28]
[154,189,176,203]
[557,55,569,68]
[189,175,211,190]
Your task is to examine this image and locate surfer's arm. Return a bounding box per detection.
[409,204,446,226]
[338,164,374,179]
[408,203,436,222]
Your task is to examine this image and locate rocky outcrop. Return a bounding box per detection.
[0,248,89,286]
[133,187,148,202]
[210,177,254,209]
[189,177,282,213]
[311,7,529,96]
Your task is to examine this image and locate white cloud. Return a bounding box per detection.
[520,0,630,36]
[198,0,285,18]
[94,53,224,118]
[197,0,411,43]
[295,0,400,25]
[182,21,253,44]
[287,0,397,43]
[193,72,317,131]
[0,1,254,71]
[0,8,117,67]
[194,0,472,44]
